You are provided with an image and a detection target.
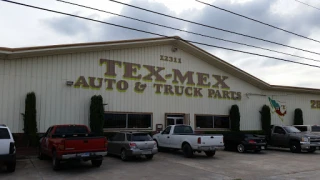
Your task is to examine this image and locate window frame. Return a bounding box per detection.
[274,126,286,134]
[194,114,230,131]
[104,111,153,131]
[162,126,172,134]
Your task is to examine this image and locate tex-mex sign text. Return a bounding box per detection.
[73,59,242,100]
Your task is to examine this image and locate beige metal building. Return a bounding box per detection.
[1,37,320,133]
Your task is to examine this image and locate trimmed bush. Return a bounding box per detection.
[294,108,303,125]
[21,92,38,147]
[260,105,271,135]
[90,95,105,136]
[230,104,240,131]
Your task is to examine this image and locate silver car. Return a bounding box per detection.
[107,132,158,161]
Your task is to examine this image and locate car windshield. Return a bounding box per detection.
[311,126,320,132]
[54,126,88,134]
[284,126,301,133]
[173,126,194,134]
[128,133,152,141]
[0,128,10,139]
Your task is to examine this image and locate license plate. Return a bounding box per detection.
[81,153,90,157]
[142,151,152,155]
[261,146,265,150]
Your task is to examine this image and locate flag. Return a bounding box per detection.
[268,97,286,121]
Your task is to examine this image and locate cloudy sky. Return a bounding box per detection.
[1,0,320,88]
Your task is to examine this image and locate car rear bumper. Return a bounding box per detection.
[195,145,224,151]
[0,154,16,163]
[301,142,320,149]
[126,148,158,156]
[244,143,267,150]
[61,151,107,160]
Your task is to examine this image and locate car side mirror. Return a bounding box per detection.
[159,131,163,134]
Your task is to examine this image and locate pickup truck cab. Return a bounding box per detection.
[267,125,320,153]
[0,124,16,172]
[293,125,320,135]
[153,125,224,158]
[39,124,108,170]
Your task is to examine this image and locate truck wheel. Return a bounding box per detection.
[146,154,154,160]
[38,147,44,160]
[290,142,301,153]
[155,140,163,152]
[91,160,102,167]
[205,151,215,157]
[237,144,245,153]
[121,149,128,161]
[182,144,193,158]
[6,162,16,172]
[307,147,316,153]
[52,150,61,170]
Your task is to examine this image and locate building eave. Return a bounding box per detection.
[1,36,320,94]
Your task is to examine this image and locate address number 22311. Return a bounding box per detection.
[160,55,181,64]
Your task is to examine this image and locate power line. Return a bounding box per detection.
[108,0,320,56]
[293,0,320,11]
[57,0,320,63]
[2,0,320,69]
[196,0,320,44]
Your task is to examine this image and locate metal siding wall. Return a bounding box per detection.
[264,91,320,126]
[1,45,320,133]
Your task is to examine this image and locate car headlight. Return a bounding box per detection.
[301,137,310,142]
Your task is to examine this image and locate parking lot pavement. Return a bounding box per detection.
[0,149,320,180]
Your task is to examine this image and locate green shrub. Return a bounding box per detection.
[230,104,240,131]
[21,92,38,147]
[294,108,303,125]
[90,95,105,136]
[260,105,271,135]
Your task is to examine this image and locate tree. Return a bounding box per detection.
[90,95,105,135]
[294,108,303,125]
[260,105,271,135]
[230,104,240,131]
[21,92,38,146]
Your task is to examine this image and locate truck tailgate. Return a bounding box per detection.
[64,137,106,153]
[199,135,224,146]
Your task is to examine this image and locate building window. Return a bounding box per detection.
[195,115,230,129]
[104,112,152,129]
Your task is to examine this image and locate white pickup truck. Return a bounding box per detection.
[153,125,224,158]
[293,125,320,135]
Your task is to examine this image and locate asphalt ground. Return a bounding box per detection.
[1,148,320,180]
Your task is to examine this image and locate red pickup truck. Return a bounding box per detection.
[38,124,108,170]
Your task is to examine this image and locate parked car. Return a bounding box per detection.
[293,125,320,135]
[39,124,108,170]
[223,133,266,153]
[108,132,157,161]
[153,125,224,158]
[267,125,320,153]
[0,124,16,172]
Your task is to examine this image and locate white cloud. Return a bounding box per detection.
[1,0,320,89]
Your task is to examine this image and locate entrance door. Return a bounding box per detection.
[166,115,184,126]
